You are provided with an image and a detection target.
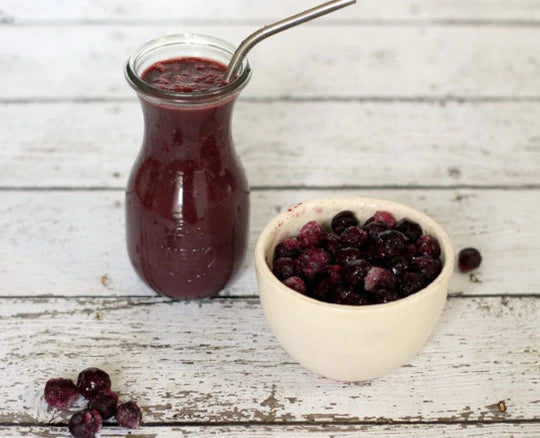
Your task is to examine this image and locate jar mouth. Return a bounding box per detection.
[125,33,252,104]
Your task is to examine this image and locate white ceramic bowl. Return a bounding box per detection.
[254,197,454,382]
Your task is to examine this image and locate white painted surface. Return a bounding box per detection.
[2,26,540,99]
[0,1,539,436]
[0,298,538,423]
[0,190,538,297]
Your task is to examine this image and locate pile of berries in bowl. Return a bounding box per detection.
[254,197,454,382]
[272,208,443,305]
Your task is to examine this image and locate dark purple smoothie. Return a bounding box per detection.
[126,57,249,299]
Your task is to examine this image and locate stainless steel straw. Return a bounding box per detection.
[223,0,356,81]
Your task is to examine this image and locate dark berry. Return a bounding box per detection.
[416,235,441,258]
[274,237,301,259]
[336,247,363,265]
[332,285,369,305]
[325,265,344,285]
[376,230,408,259]
[396,218,423,242]
[313,277,333,301]
[368,210,397,228]
[69,409,103,438]
[272,257,296,280]
[399,272,426,296]
[387,255,410,277]
[76,368,111,400]
[283,276,307,294]
[370,289,401,304]
[345,259,372,287]
[364,220,390,240]
[298,220,325,247]
[404,243,416,258]
[364,267,396,292]
[340,226,368,248]
[363,242,380,263]
[331,210,359,234]
[44,378,79,409]
[411,256,442,282]
[323,232,341,257]
[297,247,330,280]
[458,247,482,273]
[115,401,142,429]
[88,390,118,420]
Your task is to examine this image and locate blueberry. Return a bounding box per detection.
[331,211,359,234]
[88,390,118,420]
[376,230,408,259]
[411,256,442,282]
[364,267,396,292]
[332,285,369,305]
[367,210,397,228]
[323,232,342,257]
[115,401,142,429]
[370,289,400,304]
[345,259,372,287]
[297,247,330,280]
[274,237,301,259]
[272,257,296,280]
[387,256,410,277]
[399,272,426,296]
[336,247,363,265]
[324,264,344,286]
[364,220,391,240]
[395,218,423,242]
[77,368,111,400]
[298,221,325,247]
[44,378,80,409]
[69,409,103,438]
[340,226,368,248]
[458,247,482,273]
[283,276,307,294]
[415,235,441,258]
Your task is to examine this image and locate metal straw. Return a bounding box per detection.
[223,0,356,82]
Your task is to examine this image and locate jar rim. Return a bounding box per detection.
[125,33,252,104]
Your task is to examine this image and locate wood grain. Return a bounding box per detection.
[0,297,537,423]
[3,0,540,22]
[0,189,538,297]
[2,101,540,188]
[1,423,539,437]
[2,26,540,99]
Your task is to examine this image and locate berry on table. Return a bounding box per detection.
[68,409,103,438]
[77,368,111,400]
[458,247,482,273]
[44,378,80,409]
[115,401,142,429]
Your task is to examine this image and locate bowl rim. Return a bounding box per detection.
[254,197,455,312]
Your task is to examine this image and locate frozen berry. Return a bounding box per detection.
[115,401,142,429]
[416,235,441,258]
[297,247,330,280]
[325,265,344,285]
[298,221,325,247]
[399,272,426,296]
[313,277,333,301]
[333,285,369,305]
[376,230,408,259]
[396,218,423,242]
[458,247,482,273]
[364,267,396,292]
[371,289,400,304]
[283,276,307,294]
[364,220,390,240]
[69,409,103,438]
[411,256,442,282]
[88,390,118,420]
[274,237,301,259]
[367,210,397,228]
[340,226,368,247]
[331,210,359,234]
[77,368,111,400]
[44,378,79,409]
[323,232,341,257]
[272,257,296,280]
[345,259,371,287]
[336,247,363,265]
[387,256,410,277]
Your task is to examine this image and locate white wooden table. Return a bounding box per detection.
[1,1,539,436]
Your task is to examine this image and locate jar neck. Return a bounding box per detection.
[139,95,238,156]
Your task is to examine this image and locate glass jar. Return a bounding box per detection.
[125,34,252,299]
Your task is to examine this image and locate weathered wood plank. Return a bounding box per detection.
[0,297,537,423]
[1,423,539,437]
[2,26,540,99]
[0,189,538,297]
[3,0,540,22]
[2,101,540,188]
